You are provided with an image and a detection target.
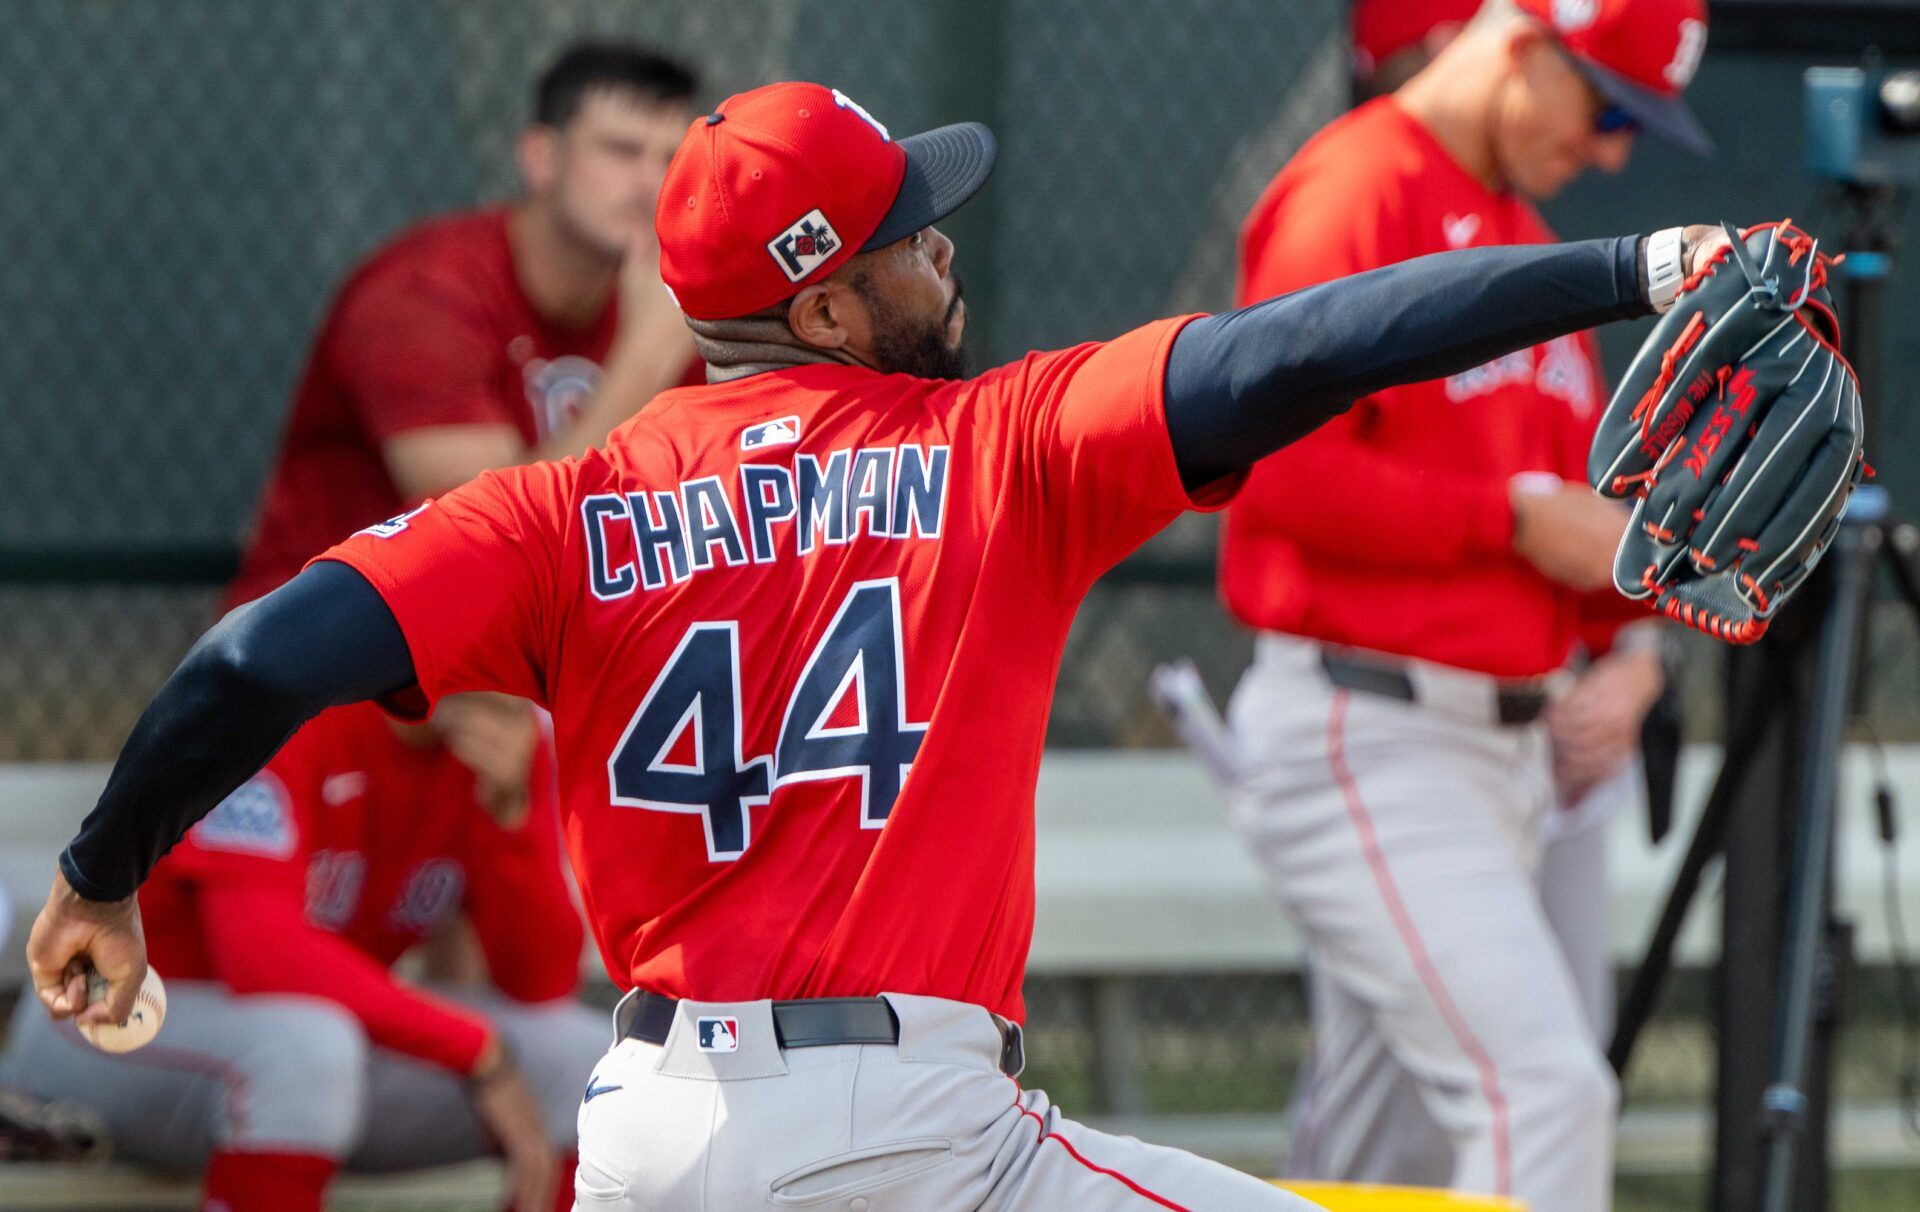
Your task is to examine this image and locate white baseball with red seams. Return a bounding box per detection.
[79,966,167,1053]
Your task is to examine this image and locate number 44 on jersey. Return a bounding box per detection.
[606,579,926,860]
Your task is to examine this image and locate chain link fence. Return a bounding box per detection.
[0,0,1347,760]
[8,1,1920,760]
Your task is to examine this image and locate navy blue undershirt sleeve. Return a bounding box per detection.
[59,561,417,902]
[1165,235,1651,491]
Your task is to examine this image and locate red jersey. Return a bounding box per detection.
[140,702,582,1073]
[1221,98,1618,677]
[319,318,1233,1022]
[228,208,637,608]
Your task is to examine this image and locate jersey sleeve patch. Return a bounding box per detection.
[356,502,432,539]
[190,773,299,859]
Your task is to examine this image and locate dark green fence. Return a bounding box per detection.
[5,0,1920,761]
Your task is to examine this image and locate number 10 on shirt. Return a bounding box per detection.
[606,579,927,861]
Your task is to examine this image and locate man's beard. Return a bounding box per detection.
[853,273,971,380]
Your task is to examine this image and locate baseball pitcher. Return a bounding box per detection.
[28,77,1850,1210]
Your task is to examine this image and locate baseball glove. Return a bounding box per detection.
[1589,220,1867,644]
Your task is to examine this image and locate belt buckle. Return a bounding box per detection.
[1497,685,1550,726]
[998,1018,1026,1078]
[611,988,645,1043]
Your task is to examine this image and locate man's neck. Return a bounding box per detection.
[1393,46,1507,194]
[508,201,618,329]
[685,309,870,383]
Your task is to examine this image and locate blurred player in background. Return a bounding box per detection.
[1219,1,1708,1208]
[1355,0,1668,1062]
[227,39,702,611]
[1371,0,1673,1101]
[222,40,703,1017]
[1,697,597,1212]
[1344,5,1642,1063]
[89,43,709,1212]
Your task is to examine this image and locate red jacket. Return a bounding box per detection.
[141,703,582,1074]
[1221,98,1633,677]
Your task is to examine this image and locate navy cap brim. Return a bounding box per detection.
[862,121,997,251]
[1571,56,1715,158]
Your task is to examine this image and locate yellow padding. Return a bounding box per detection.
[1274,1181,1528,1210]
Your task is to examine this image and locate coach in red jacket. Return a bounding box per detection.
[1218,2,1705,1209]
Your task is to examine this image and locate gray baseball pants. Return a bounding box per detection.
[571,991,1327,1210]
[0,980,604,1172]
[1275,756,1630,1194]
[1226,635,1617,1212]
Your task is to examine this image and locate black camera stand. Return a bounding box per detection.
[1608,180,1912,1211]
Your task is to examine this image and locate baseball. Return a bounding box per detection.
[78,967,167,1053]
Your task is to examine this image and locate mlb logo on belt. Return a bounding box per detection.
[741,415,802,451]
[697,1016,740,1052]
[767,209,841,282]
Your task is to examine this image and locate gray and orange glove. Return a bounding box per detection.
[1590,221,1868,643]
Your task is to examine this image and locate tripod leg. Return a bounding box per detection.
[1609,685,1776,1075]
[1759,522,1881,1212]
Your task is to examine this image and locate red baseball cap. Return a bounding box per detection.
[656,82,996,321]
[1515,0,1713,156]
[1352,0,1480,81]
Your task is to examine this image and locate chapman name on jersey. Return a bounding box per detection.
[580,442,951,598]
[319,316,1217,1017]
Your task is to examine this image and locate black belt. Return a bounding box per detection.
[619,991,1025,1077]
[1319,650,1550,726]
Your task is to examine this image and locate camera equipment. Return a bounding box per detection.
[1806,67,1920,187]
[1610,58,1920,1212]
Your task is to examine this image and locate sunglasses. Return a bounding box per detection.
[1594,104,1642,136]
[1548,39,1642,136]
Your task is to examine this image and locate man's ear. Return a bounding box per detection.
[786,282,850,352]
[1506,21,1549,71]
[517,126,560,196]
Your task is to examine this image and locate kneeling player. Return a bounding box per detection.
[1,696,600,1212]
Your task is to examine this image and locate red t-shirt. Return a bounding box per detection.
[140,702,582,1073]
[318,317,1233,1022]
[229,207,695,608]
[1221,98,1621,677]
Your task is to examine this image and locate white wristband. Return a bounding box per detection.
[1645,226,1687,314]
[1508,471,1564,498]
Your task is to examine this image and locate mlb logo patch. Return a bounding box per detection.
[697,1017,741,1052]
[741,415,802,451]
[357,503,430,539]
[767,209,841,282]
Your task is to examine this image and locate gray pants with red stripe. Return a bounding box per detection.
[571,992,1324,1210]
[1225,635,1617,1212]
